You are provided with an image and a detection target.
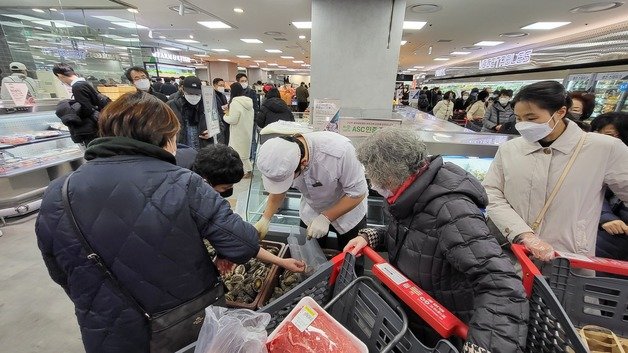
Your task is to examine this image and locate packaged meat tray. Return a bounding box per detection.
[266,296,367,353]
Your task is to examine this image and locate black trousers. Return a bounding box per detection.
[299,216,367,251]
[297,101,309,112]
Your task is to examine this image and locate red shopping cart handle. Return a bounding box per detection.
[349,247,469,340]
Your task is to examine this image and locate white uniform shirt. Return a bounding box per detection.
[292,132,368,234]
[483,120,628,256]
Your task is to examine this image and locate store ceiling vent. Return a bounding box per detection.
[437,39,452,43]
[274,37,288,41]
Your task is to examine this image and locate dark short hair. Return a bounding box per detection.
[266,88,280,99]
[477,90,490,102]
[192,145,244,185]
[99,91,180,147]
[590,113,618,133]
[125,66,149,81]
[500,89,514,97]
[236,73,248,81]
[513,81,571,114]
[179,76,185,80]
[212,77,224,85]
[444,91,455,100]
[569,91,596,120]
[52,63,75,77]
[230,82,244,98]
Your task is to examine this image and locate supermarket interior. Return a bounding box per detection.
[0,1,627,353]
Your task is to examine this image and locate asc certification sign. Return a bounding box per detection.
[479,49,533,70]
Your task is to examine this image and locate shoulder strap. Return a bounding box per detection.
[62,175,151,319]
[531,134,587,232]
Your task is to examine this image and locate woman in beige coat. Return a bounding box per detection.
[483,81,628,261]
[432,91,454,120]
[224,82,254,176]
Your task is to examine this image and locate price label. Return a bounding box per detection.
[291,305,318,332]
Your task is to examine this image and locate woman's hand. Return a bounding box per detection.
[520,232,555,261]
[280,258,306,273]
[343,236,368,256]
[602,220,628,235]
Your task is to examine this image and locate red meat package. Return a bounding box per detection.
[266,296,367,353]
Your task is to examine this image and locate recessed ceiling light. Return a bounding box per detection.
[268,63,278,66]
[401,40,408,45]
[219,59,231,62]
[233,8,244,13]
[241,38,263,44]
[474,41,504,46]
[176,39,199,43]
[213,48,229,52]
[500,32,529,38]
[451,51,471,55]
[159,35,166,39]
[112,21,148,29]
[32,8,45,13]
[49,8,58,12]
[237,55,251,58]
[127,8,139,13]
[266,49,282,53]
[299,35,306,39]
[521,22,571,30]
[408,4,442,13]
[281,56,294,59]
[403,21,427,30]
[413,66,425,68]
[198,21,232,29]
[254,60,266,63]
[434,57,450,61]
[189,34,194,39]
[292,21,312,29]
[570,2,623,13]
[293,60,304,63]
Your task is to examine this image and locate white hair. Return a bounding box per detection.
[356,127,427,190]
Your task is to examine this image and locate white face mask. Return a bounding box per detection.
[184,94,202,105]
[134,78,151,91]
[371,184,393,199]
[515,114,559,143]
[499,97,510,106]
[216,86,225,93]
[240,82,248,90]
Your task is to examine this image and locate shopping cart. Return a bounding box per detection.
[261,246,591,353]
[512,244,628,338]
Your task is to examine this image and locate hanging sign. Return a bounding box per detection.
[202,85,221,138]
[152,50,192,63]
[479,49,533,70]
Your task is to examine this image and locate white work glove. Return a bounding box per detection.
[520,232,555,262]
[254,217,270,240]
[307,214,331,239]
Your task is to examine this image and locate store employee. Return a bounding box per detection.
[255,132,368,250]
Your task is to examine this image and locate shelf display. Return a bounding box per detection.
[591,71,628,117]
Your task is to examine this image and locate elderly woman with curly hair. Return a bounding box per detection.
[344,127,529,353]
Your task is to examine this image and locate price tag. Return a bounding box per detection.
[291,305,318,332]
[376,263,409,285]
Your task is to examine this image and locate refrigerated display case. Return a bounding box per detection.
[0,111,83,219]
[591,71,628,117]
[425,79,562,96]
[564,73,596,92]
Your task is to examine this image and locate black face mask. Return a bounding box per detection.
[219,189,233,198]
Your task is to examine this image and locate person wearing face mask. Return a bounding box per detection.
[124,66,167,102]
[482,89,515,133]
[483,81,628,262]
[254,133,368,251]
[343,127,528,353]
[213,78,229,144]
[432,90,455,120]
[167,76,211,151]
[568,91,595,131]
[235,73,260,161]
[465,90,489,131]
[223,82,254,177]
[453,90,471,111]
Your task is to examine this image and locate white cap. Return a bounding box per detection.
[257,137,301,194]
[9,62,27,71]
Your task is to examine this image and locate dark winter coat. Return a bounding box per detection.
[35,137,260,353]
[482,102,515,132]
[215,90,229,144]
[55,100,98,144]
[167,96,209,150]
[256,97,295,128]
[375,156,528,352]
[147,88,168,102]
[596,190,628,260]
[159,82,178,96]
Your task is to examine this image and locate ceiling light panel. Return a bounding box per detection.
[292,21,312,29]
[281,56,294,59]
[521,22,571,30]
[474,41,504,46]
[299,35,306,39]
[241,38,263,43]
[266,49,282,53]
[434,57,450,61]
[451,51,471,55]
[403,21,427,30]
[254,60,266,63]
[212,48,229,52]
[233,8,244,13]
[219,59,230,62]
[293,60,304,63]
[198,21,232,29]
[237,55,251,58]
[268,63,278,66]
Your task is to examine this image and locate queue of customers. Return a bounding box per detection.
[39,77,627,353]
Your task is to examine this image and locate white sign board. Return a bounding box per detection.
[595,71,628,81]
[3,82,30,106]
[152,50,192,63]
[312,99,340,131]
[479,49,533,70]
[338,118,402,137]
[201,86,221,138]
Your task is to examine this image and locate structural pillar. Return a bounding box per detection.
[247,68,265,84]
[310,0,406,119]
[208,61,238,83]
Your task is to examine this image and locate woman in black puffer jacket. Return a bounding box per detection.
[256,88,294,128]
[345,127,529,353]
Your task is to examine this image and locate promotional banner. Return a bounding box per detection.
[312,99,340,131]
[202,85,221,138]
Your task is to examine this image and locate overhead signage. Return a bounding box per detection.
[201,86,221,138]
[435,68,447,77]
[338,118,402,137]
[41,48,87,60]
[87,52,121,60]
[568,73,594,81]
[479,49,533,70]
[595,71,628,81]
[152,50,192,63]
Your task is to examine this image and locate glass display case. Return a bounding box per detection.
[591,71,628,117]
[442,156,494,182]
[0,111,83,219]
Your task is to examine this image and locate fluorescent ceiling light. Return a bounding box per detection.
[163,47,179,51]
[234,8,244,13]
[400,40,407,45]
[237,66,246,70]
[198,21,232,29]
[278,66,287,68]
[293,60,304,63]
[92,15,131,22]
[281,56,294,59]
[113,38,140,42]
[112,21,148,29]
[266,49,282,53]
[241,38,263,43]
[127,8,139,14]
[268,63,278,66]
[254,60,266,63]
[521,22,571,30]
[450,51,471,55]
[299,35,306,39]
[32,8,45,13]
[413,66,425,68]
[474,41,504,46]
[219,59,231,62]
[403,21,427,30]
[407,69,417,71]
[176,39,199,43]
[292,21,312,29]
[434,57,450,61]
[237,55,251,58]
[212,48,229,52]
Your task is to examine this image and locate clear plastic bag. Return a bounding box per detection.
[194,306,271,353]
[287,227,327,276]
